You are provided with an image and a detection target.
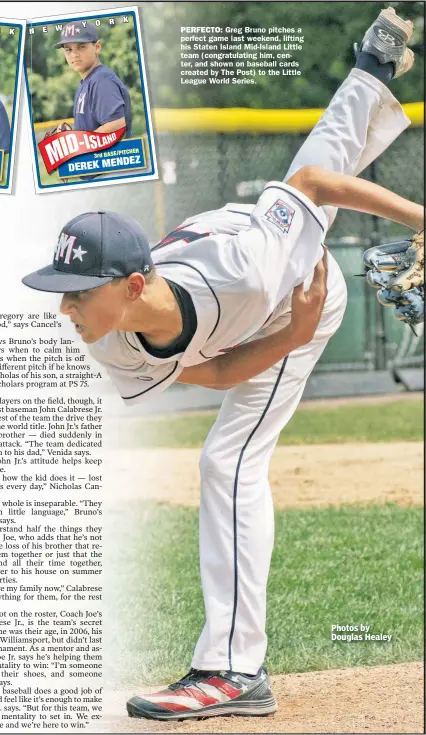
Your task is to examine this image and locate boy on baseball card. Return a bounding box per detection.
[0,17,25,194]
[25,6,157,193]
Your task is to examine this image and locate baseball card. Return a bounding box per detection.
[24,6,158,194]
[0,17,25,194]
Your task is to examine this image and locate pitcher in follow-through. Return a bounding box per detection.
[23,7,423,721]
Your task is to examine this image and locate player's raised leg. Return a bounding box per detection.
[284,7,414,228]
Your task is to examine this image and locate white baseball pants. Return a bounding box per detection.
[192,69,410,674]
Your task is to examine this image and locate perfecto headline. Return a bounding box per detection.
[180,26,300,34]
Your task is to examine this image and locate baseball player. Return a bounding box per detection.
[55,20,132,137]
[0,99,11,155]
[23,8,423,721]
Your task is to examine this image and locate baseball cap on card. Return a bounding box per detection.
[22,211,153,293]
[54,21,99,48]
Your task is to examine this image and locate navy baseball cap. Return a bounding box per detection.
[22,211,153,293]
[55,21,99,48]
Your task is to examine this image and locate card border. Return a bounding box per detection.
[0,18,26,195]
[24,6,158,194]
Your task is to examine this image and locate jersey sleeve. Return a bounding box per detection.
[104,360,184,405]
[88,338,184,406]
[91,77,126,126]
[237,181,328,309]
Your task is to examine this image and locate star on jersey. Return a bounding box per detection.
[265,199,295,234]
[72,245,87,262]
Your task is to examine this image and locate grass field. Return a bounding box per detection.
[106,502,424,688]
[123,397,424,448]
[104,397,424,689]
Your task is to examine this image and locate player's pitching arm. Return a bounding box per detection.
[177,252,328,390]
[177,166,424,391]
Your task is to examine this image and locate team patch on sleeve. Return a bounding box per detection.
[265,199,295,234]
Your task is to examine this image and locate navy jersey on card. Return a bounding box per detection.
[73,65,132,136]
[0,101,11,153]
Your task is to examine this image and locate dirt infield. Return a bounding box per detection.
[106,441,424,508]
[98,662,423,734]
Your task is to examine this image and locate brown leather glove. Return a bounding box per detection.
[43,122,73,140]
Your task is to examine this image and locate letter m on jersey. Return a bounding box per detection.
[152,226,211,251]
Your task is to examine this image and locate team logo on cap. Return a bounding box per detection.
[54,232,87,265]
[63,24,80,37]
[265,199,295,234]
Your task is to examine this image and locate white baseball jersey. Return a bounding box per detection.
[88,181,327,404]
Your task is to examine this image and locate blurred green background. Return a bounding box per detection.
[26,3,424,119]
[0,24,21,100]
[138,1,424,107]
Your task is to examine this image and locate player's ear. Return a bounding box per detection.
[125,273,145,301]
[95,40,102,54]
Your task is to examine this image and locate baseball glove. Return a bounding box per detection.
[43,122,73,140]
[362,230,424,326]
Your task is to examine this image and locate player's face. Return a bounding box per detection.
[59,282,127,344]
[62,41,101,75]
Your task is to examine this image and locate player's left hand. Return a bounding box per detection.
[43,122,73,140]
[290,248,328,345]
